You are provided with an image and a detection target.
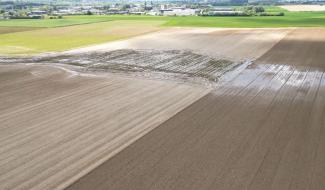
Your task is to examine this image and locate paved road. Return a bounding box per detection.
[67,29,325,190]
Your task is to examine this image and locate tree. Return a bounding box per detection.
[86,10,93,15]
[122,4,131,11]
[243,5,265,15]
[253,6,265,13]
[17,10,27,17]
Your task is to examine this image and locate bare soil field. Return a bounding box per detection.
[257,28,325,69]
[67,28,291,62]
[0,64,208,190]
[19,28,288,86]
[8,49,237,85]
[4,28,290,85]
[67,28,325,190]
[280,5,325,11]
[2,27,325,190]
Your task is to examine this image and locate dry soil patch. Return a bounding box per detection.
[0,64,208,190]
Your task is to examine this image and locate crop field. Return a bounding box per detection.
[65,28,325,190]
[164,12,325,28]
[163,7,325,28]
[0,6,325,29]
[0,17,113,28]
[0,20,163,55]
[1,27,325,190]
[1,11,325,29]
[12,49,237,84]
[0,28,289,84]
[0,64,208,190]
[0,26,41,34]
[67,28,290,62]
[0,6,325,55]
[1,1,325,187]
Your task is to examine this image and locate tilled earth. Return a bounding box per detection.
[67,28,325,190]
[1,28,325,190]
[0,49,240,85]
[0,64,208,190]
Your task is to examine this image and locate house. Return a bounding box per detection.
[204,10,245,16]
[130,11,146,15]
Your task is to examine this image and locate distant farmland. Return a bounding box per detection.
[164,12,325,28]
[280,5,325,12]
[0,20,163,55]
[0,17,114,28]
[1,6,325,55]
[1,6,325,29]
[0,26,41,34]
[1,12,325,28]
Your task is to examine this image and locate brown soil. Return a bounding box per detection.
[13,49,238,85]
[0,26,41,34]
[67,28,291,62]
[0,64,208,190]
[67,28,325,190]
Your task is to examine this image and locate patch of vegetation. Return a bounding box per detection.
[1,6,325,55]
[1,8,325,29]
[49,15,63,19]
[164,11,325,28]
[100,12,325,27]
[257,12,285,16]
[264,6,288,12]
[242,5,265,15]
[0,16,113,27]
[239,5,285,16]
[0,26,40,34]
[0,20,163,55]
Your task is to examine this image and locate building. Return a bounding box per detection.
[204,10,244,16]
[161,8,198,16]
[30,10,47,15]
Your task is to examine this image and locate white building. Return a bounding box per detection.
[147,10,159,16]
[160,4,169,10]
[162,8,198,16]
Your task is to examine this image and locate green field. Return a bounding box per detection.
[1,6,325,28]
[0,6,325,55]
[165,12,325,28]
[0,20,163,55]
[0,17,112,27]
[1,11,325,28]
